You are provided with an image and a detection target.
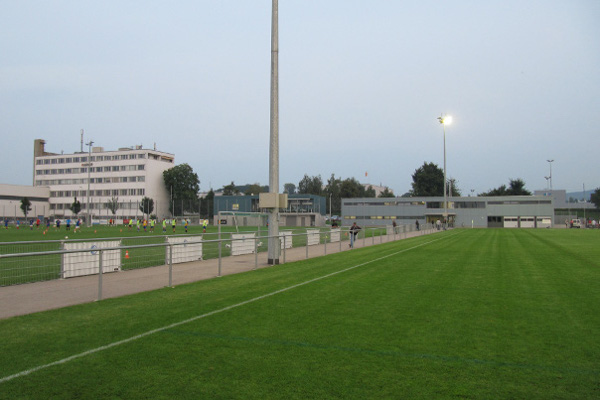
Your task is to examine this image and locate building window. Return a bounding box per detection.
[454,201,486,209]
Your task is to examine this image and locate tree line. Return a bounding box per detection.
[159,161,600,218]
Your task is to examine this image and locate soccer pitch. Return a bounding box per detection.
[0,229,598,399]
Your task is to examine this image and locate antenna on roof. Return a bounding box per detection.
[80,129,84,153]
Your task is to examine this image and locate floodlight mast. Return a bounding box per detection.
[86,140,94,227]
[267,0,280,265]
[437,114,451,227]
[546,159,554,190]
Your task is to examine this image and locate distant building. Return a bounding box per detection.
[33,139,174,222]
[214,194,327,227]
[534,189,594,209]
[0,184,50,221]
[342,195,555,228]
[361,183,391,197]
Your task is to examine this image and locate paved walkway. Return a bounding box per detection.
[0,229,436,319]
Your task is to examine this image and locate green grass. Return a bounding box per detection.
[0,229,598,398]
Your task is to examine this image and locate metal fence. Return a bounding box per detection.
[0,224,434,289]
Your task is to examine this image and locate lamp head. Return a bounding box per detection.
[438,115,452,125]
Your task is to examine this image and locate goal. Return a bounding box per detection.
[217,211,269,232]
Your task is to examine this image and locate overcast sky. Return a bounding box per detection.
[1,1,599,195]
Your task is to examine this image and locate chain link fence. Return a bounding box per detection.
[0,224,433,288]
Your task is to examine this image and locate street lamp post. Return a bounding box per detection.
[583,183,586,223]
[437,114,452,227]
[547,159,554,190]
[86,141,94,226]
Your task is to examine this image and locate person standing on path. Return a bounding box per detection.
[349,222,361,249]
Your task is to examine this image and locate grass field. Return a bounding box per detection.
[0,229,598,399]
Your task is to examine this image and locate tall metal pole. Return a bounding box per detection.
[267,0,280,265]
[438,114,451,228]
[86,140,94,226]
[583,183,586,223]
[443,122,447,224]
[547,159,554,190]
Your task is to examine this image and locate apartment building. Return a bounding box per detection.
[33,139,174,222]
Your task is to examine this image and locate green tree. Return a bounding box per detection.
[244,183,265,196]
[479,185,508,196]
[506,178,531,195]
[283,183,296,195]
[480,179,531,196]
[364,185,376,198]
[410,162,460,196]
[410,162,444,196]
[324,174,342,215]
[222,182,240,196]
[378,187,395,198]
[106,196,119,217]
[163,164,200,216]
[298,174,323,195]
[200,189,215,218]
[448,178,462,197]
[590,188,600,209]
[340,177,364,198]
[139,197,154,218]
[20,197,32,219]
[69,197,82,216]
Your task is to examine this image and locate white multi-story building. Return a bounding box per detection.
[33,139,174,223]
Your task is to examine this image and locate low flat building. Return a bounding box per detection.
[0,184,50,221]
[342,195,554,228]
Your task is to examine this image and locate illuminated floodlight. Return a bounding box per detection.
[438,115,452,125]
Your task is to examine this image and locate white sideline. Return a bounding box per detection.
[0,233,454,384]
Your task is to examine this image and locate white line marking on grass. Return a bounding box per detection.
[0,233,455,384]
